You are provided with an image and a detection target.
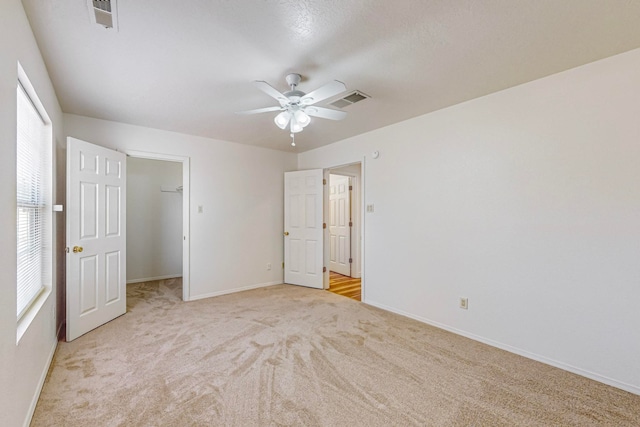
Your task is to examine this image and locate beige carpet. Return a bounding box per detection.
[32,279,640,426]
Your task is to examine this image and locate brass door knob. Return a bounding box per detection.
[283,231,289,236]
[73,246,83,253]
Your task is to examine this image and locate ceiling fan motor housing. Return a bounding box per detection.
[284,90,305,104]
[285,73,302,88]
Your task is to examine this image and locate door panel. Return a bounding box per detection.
[329,174,351,276]
[284,169,323,289]
[67,137,127,341]
[79,255,98,314]
[105,251,121,304]
[105,185,121,236]
[80,182,98,239]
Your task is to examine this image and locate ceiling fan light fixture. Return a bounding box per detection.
[239,73,349,136]
[274,111,291,129]
[290,116,303,133]
[294,110,311,127]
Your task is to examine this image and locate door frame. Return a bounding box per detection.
[322,160,365,300]
[126,150,191,301]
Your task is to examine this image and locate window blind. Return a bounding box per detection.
[16,82,51,319]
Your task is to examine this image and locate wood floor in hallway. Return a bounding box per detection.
[328,271,361,301]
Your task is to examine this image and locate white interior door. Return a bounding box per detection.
[284,169,324,289]
[66,137,126,341]
[329,174,351,276]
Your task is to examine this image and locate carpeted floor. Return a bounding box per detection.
[32,279,640,426]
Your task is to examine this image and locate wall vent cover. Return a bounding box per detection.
[93,0,111,12]
[88,0,118,30]
[330,91,370,109]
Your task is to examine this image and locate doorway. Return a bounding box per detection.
[325,163,362,301]
[126,151,190,301]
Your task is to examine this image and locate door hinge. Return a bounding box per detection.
[349,221,353,227]
[349,185,353,191]
[323,179,327,185]
[323,267,327,273]
[282,262,285,269]
[323,223,327,229]
[349,258,353,264]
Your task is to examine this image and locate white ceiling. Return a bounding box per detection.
[22,0,640,152]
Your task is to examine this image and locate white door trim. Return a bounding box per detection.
[326,164,362,277]
[323,159,366,299]
[126,150,191,301]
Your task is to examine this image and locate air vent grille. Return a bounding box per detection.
[88,0,118,30]
[93,0,111,12]
[329,90,370,109]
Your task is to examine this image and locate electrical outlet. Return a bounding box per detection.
[459,298,468,310]
[266,263,271,271]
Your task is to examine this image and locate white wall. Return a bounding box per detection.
[0,1,63,426]
[64,114,297,299]
[299,48,640,395]
[127,157,183,282]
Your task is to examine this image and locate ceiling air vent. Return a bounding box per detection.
[329,91,370,109]
[88,0,118,30]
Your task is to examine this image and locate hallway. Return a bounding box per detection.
[328,271,361,301]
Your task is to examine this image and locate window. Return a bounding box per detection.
[16,75,52,322]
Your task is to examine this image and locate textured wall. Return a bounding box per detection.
[64,114,297,300]
[299,48,640,395]
[0,1,63,426]
[127,157,183,282]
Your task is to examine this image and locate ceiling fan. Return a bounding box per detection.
[237,73,347,133]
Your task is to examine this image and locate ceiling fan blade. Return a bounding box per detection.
[304,106,347,120]
[253,81,289,105]
[236,105,283,115]
[300,80,346,105]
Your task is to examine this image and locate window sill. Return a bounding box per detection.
[17,287,52,344]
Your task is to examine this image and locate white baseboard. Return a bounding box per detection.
[364,299,640,396]
[126,274,182,284]
[23,338,57,427]
[188,281,282,301]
